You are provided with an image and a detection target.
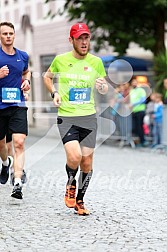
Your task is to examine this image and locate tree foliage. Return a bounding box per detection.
[153,50,167,92]
[46,0,167,56]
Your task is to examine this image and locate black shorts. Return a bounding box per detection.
[0,106,28,140]
[6,131,12,143]
[57,114,97,148]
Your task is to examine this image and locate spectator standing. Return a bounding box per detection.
[112,83,132,146]
[145,93,156,140]
[151,93,163,148]
[129,77,147,147]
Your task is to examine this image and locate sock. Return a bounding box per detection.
[66,164,78,186]
[14,178,22,186]
[76,170,93,202]
[2,158,9,166]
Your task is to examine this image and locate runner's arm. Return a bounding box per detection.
[22,68,31,91]
[43,68,61,107]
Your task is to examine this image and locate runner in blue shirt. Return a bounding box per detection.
[0,22,31,199]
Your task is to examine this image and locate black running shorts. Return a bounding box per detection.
[6,131,12,143]
[0,106,28,140]
[57,114,97,148]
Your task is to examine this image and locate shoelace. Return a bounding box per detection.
[14,183,21,189]
[2,158,11,169]
[67,186,76,199]
[76,201,84,209]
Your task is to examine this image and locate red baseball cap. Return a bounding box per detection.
[70,23,90,38]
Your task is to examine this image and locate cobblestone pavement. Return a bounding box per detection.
[0,126,167,252]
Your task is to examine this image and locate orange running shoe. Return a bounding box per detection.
[64,184,76,208]
[74,200,90,215]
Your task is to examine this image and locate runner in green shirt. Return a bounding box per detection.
[44,23,108,215]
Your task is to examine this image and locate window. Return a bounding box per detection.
[40,55,56,103]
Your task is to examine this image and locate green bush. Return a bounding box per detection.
[153,50,167,93]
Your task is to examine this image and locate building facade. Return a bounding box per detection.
[0,0,75,126]
[1,0,160,128]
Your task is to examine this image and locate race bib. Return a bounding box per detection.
[69,88,91,104]
[2,87,21,103]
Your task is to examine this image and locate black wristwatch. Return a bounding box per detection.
[51,91,58,99]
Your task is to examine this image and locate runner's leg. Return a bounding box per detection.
[64,140,81,208]
[74,147,94,215]
[12,133,26,182]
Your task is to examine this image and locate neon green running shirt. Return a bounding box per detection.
[50,52,106,116]
[130,87,146,113]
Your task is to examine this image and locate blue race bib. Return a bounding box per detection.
[2,87,21,103]
[69,88,91,104]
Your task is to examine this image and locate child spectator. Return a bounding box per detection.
[151,93,163,148]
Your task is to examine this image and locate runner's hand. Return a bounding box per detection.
[53,93,61,107]
[21,79,30,91]
[0,65,9,78]
[23,92,29,101]
[95,77,108,94]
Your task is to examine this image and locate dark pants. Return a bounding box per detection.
[132,111,145,144]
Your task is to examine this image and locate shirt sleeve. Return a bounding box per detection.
[98,58,106,78]
[22,52,29,71]
[50,57,58,76]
